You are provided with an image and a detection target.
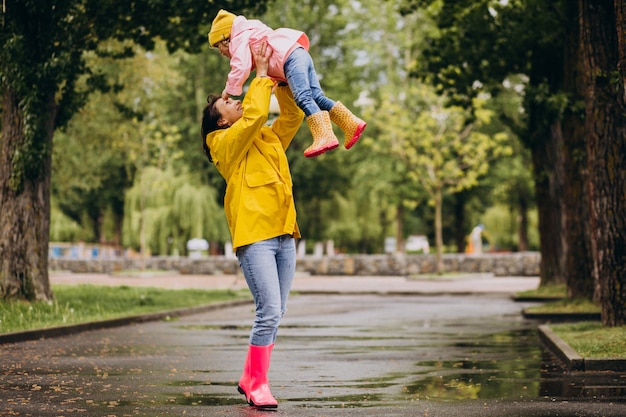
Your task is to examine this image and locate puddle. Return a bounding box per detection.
[289,393,386,408]
[403,367,539,400]
[540,350,626,401]
[167,392,244,406]
[400,328,542,400]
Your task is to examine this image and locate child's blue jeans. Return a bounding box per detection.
[284,47,335,117]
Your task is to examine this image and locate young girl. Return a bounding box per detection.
[208,9,366,158]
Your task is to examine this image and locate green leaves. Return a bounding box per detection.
[123,167,228,255]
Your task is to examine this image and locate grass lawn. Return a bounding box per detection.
[549,321,626,358]
[515,283,567,299]
[525,297,601,314]
[517,286,624,359]
[0,284,250,334]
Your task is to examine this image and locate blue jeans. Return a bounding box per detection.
[284,47,335,117]
[236,235,296,346]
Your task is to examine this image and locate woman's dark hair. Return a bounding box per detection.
[200,94,226,162]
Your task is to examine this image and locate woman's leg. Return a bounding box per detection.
[235,235,295,408]
[237,236,286,346]
[273,235,296,343]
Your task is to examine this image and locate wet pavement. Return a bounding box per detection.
[2,280,626,416]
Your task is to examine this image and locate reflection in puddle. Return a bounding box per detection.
[404,367,539,400]
[540,350,626,400]
[401,328,542,401]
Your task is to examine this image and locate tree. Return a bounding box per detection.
[404,0,592,291]
[561,1,594,300]
[0,0,267,301]
[123,167,228,256]
[407,0,625,322]
[579,0,626,326]
[373,84,510,272]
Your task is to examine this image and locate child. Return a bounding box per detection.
[208,9,366,158]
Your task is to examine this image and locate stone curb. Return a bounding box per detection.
[511,296,564,302]
[522,310,602,322]
[537,324,626,372]
[0,299,252,345]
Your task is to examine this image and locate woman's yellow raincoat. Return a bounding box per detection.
[205,78,304,251]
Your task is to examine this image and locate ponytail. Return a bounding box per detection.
[200,94,225,163]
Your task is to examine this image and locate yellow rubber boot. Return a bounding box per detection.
[304,111,339,158]
[329,101,367,149]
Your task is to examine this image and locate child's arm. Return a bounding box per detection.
[223,37,254,97]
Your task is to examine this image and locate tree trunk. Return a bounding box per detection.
[526,37,567,287]
[395,203,405,254]
[453,191,467,253]
[517,192,529,251]
[580,0,626,326]
[0,87,54,301]
[616,0,626,103]
[530,124,566,287]
[434,187,443,274]
[562,0,595,300]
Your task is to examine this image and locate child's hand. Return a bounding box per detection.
[221,90,229,101]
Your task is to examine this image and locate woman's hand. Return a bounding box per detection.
[251,41,272,78]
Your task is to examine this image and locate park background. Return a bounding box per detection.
[1,0,624,326]
[49,1,538,259]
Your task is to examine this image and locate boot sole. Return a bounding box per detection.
[251,402,278,409]
[345,122,366,150]
[239,385,278,409]
[304,140,339,158]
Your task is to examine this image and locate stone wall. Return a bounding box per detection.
[49,252,540,277]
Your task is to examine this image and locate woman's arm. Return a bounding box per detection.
[212,42,274,174]
[272,84,305,150]
[214,78,272,174]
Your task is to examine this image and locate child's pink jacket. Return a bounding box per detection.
[225,16,310,96]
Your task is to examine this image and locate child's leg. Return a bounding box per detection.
[285,48,338,157]
[284,48,323,117]
[286,49,366,150]
[329,102,367,149]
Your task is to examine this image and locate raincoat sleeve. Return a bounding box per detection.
[211,78,273,179]
[271,84,304,150]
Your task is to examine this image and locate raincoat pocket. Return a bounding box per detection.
[246,170,280,187]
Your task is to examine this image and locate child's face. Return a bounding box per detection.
[216,39,231,58]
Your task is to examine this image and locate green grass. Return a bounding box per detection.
[0,284,250,334]
[522,295,622,359]
[525,297,601,314]
[515,283,567,299]
[549,321,626,358]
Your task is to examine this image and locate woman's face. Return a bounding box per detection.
[216,97,242,127]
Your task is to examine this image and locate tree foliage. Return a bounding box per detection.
[123,167,228,256]
[0,0,269,301]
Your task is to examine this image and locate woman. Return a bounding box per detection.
[201,42,303,409]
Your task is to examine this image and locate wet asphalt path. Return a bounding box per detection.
[1,293,625,417]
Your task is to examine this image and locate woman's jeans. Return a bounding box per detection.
[236,235,296,346]
[284,47,335,117]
